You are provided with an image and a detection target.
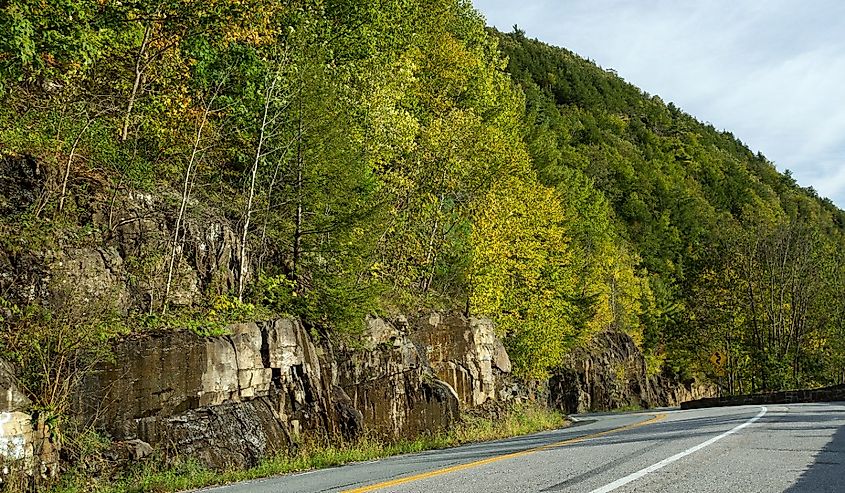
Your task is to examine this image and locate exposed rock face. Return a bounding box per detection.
[1,361,33,466]
[0,411,33,461]
[263,319,337,438]
[406,313,511,407]
[335,317,459,439]
[80,320,331,469]
[106,439,154,462]
[49,247,131,314]
[0,167,243,315]
[135,398,289,470]
[548,331,714,414]
[110,191,242,311]
[0,361,29,414]
[0,413,59,488]
[1,361,59,486]
[79,314,502,469]
[80,329,250,432]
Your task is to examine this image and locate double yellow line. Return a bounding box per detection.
[343,413,667,493]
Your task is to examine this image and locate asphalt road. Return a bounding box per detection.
[200,402,845,493]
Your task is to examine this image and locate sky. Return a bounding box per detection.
[473,0,845,207]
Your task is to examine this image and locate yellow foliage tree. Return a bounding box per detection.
[469,176,581,378]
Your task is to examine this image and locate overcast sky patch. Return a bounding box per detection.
[473,0,845,206]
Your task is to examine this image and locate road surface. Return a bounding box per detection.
[200,402,845,492]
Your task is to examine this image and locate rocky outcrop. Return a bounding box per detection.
[79,314,506,470]
[335,316,459,439]
[0,412,33,462]
[80,320,332,469]
[80,326,262,433]
[135,398,290,470]
[110,190,242,311]
[549,331,714,414]
[1,361,32,468]
[0,361,29,415]
[0,156,515,472]
[1,361,60,487]
[405,313,511,407]
[0,154,243,315]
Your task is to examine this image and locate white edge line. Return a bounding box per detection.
[588,406,768,493]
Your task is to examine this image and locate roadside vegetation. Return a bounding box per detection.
[2,0,845,490]
[49,403,566,493]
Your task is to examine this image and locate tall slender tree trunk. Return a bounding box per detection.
[163,92,216,313]
[239,75,278,301]
[121,22,152,142]
[58,116,94,213]
[292,89,304,291]
[257,156,285,273]
[422,215,440,292]
[422,168,449,292]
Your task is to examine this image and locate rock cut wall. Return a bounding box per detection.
[78,313,509,470]
[1,360,33,466]
[548,331,715,414]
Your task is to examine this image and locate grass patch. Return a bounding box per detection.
[48,402,566,493]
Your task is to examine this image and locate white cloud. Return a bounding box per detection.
[474,0,845,206]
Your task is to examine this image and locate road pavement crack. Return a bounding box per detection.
[541,442,664,492]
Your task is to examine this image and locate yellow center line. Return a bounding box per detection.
[343,413,668,493]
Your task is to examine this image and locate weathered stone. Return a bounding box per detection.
[0,361,29,414]
[0,165,246,316]
[77,314,508,469]
[549,331,715,414]
[49,247,131,315]
[0,360,35,479]
[336,317,460,439]
[106,439,154,461]
[80,319,347,468]
[80,325,279,437]
[265,318,335,438]
[0,412,33,461]
[407,313,511,407]
[366,317,402,347]
[0,412,57,491]
[548,369,591,413]
[332,386,364,440]
[1,364,59,486]
[265,319,321,372]
[80,332,211,435]
[134,398,289,470]
[229,323,272,399]
[111,191,243,310]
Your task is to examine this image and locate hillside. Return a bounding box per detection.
[1,2,844,488]
[495,28,845,390]
[2,0,844,397]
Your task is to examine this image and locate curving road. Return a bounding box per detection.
[201,403,845,493]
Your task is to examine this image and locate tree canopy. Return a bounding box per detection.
[1,1,844,388]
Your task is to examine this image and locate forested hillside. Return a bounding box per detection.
[1,0,843,415]
[495,28,845,391]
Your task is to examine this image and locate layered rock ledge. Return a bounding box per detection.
[73,314,512,470]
